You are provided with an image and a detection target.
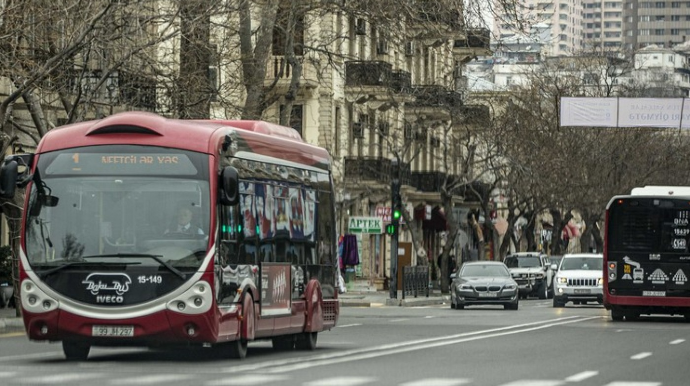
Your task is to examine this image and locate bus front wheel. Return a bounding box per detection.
[295,332,317,350]
[62,341,90,361]
[611,309,624,321]
[227,339,248,359]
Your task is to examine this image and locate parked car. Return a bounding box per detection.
[552,253,604,307]
[503,252,555,299]
[450,261,519,310]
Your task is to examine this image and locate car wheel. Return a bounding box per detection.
[553,297,564,308]
[504,301,518,310]
[456,304,464,310]
[611,308,624,321]
[450,298,456,309]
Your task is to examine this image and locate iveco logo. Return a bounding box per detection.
[82,273,132,295]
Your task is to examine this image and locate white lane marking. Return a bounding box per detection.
[261,317,602,374]
[337,323,362,328]
[670,339,685,345]
[500,381,564,386]
[303,376,375,386]
[604,383,661,386]
[219,316,598,374]
[206,374,289,385]
[389,318,409,322]
[400,378,471,386]
[0,372,16,378]
[630,352,652,360]
[112,374,193,385]
[424,315,435,319]
[0,351,60,362]
[22,373,103,384]
[565,371,599,382]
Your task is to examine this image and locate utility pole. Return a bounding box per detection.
[389,159,401,299]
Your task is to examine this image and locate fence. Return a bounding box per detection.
[402,265,429,299]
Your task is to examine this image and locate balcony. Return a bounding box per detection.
[343,157,412,186]
[344,156,392,184]
[265,55,319,93]
[391,70,412,94]
[409,85,463,108]
[411,171,447,193]
[453,28,492,58]
[345,61,392,87]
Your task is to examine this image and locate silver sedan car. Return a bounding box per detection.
[450,261,519,310]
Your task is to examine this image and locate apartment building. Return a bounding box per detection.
[583,0,623,50]
[622,0,690,50]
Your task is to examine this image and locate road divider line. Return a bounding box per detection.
[220,315,599,374]
[256,317,602,374]
[630,352,652,360]
[565,371,599,382]
[336,324,362,328]
[669,339,685,345]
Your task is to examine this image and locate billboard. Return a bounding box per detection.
[560,97,690,129]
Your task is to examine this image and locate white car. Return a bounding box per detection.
[504,252,555,299]
[552,253,604,307]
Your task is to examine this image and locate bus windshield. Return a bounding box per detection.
[25,145,211,271]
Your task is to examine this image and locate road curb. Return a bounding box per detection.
[0,317,24,334]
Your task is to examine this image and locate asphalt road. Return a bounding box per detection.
[0,298,689,386]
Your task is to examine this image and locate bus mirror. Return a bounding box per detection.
[220,166,239,206]
[0,160,18,198]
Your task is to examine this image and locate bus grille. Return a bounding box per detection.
[567,278,597,286]
[323,300,338,322]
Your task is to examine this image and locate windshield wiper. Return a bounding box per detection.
[35,261,142,279]
[82,253,186,279]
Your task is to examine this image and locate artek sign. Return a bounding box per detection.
[348,216,383,234]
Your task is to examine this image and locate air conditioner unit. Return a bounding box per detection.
[355,19,366,35]
[405,41,415,57]
[352,122,364,138]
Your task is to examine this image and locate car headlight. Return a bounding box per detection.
[535,273,544,279]
[504,284,517,290]
[558,277,567,284]
[597,277,603,286]
[459,284,472,290]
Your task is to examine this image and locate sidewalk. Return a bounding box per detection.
[339,289,448,308]
[0,306,23,334]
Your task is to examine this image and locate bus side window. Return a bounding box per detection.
[219,205,239,265]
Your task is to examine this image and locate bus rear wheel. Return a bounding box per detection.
[62,341,90,361]
[295,332,317,350]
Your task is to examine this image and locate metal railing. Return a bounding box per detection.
[402,265,429,299]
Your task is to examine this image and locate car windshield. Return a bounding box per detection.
[25,146,211,271]
[461,264,509,277]
[560,257,603,271]
[504,256,541,268]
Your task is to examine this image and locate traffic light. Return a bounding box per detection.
[391,178,402,224]
[385,223,397,236]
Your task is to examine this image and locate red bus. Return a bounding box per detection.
[0,111,339,360]
[604,185,690,321]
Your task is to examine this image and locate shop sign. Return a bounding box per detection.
[348,216,383,234]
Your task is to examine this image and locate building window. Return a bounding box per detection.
[280,104,304,137]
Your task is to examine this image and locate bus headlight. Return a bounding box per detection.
[167,280,212,315]
[21,280,58,314]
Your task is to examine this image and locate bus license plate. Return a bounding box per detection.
[92,325,134,337]
[643,291,666,297]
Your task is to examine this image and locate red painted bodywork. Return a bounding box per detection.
[19,112,339,346]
